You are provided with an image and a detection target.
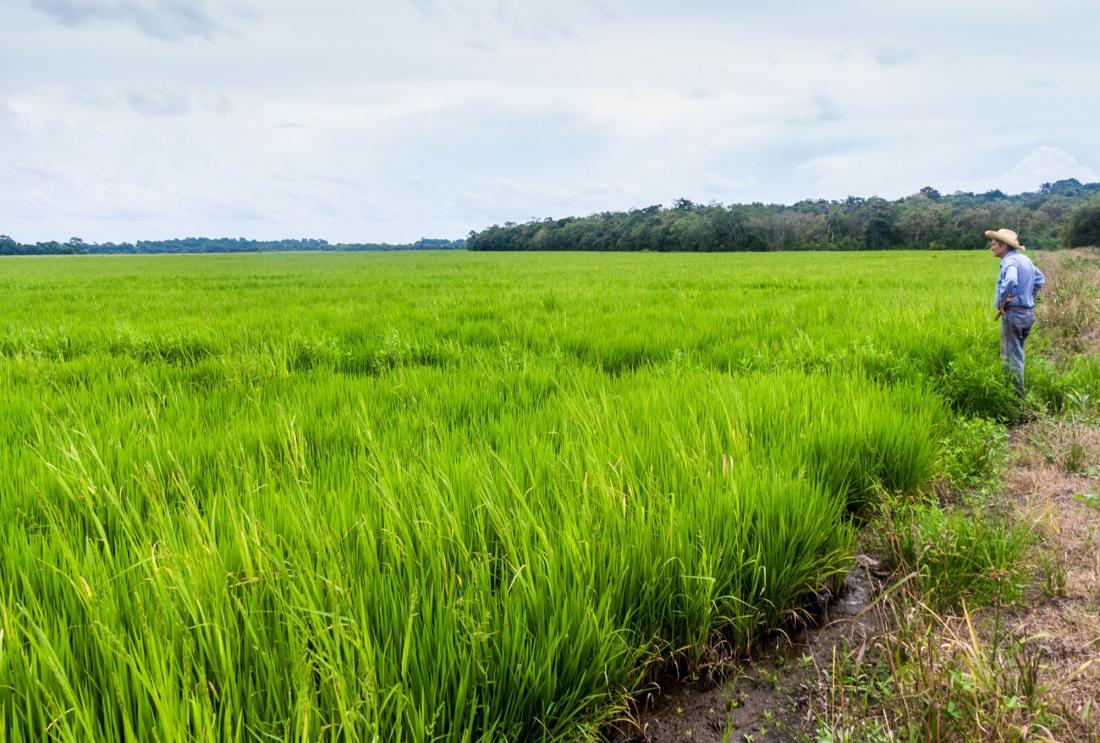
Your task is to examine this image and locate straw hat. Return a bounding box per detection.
[984,228,1025,250]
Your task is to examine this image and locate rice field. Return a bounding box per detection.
[0,251,1068,740]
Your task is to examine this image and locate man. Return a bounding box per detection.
[987,228,1045,395]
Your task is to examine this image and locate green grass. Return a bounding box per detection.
[936,417,1010,493]
[875,496,1031,609]
[0,250,1081,740]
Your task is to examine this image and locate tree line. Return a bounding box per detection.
[6,181,1100,256]
[467,180,1100,252]
[0,236,465,256]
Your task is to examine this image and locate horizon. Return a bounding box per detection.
[2,178,1090,246]
[3,1,1099,244]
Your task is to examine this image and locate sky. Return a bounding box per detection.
[2,0,1099,244]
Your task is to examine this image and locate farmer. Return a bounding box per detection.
[987,228,1044,395]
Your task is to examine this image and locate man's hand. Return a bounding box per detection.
[995,295,1016,320]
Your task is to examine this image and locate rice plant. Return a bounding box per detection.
[0,250,1067,740]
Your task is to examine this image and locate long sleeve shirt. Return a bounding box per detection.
[995,250,1045,310]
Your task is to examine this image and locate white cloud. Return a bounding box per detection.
[28,0,252,40]
[699,171,760,202]
[405,0,619,41]
[873,46,915,67]
[794,152,887,199]
[787,94,844,126]
[0,100,16,131]
[997,146,1098,192]
[940,146,1100,196]
[126,89,189,116]
[2,0,1100,243]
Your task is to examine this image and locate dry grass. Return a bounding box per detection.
[812,418,1100,742]
[1008,419,1100,740]
[1037,249,1100,360]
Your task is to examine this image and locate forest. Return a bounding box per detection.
[0,235,465,256]
[467,179,1100,252]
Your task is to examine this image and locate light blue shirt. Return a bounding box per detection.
[995,250,1045,310]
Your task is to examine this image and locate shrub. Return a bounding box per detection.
[1063,195,1100,247]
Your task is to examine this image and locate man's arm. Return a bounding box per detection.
[998,261,1019,306]
[1033,264,1046,294]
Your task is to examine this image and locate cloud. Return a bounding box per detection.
[794,151,875,197]
[67,86,114,108]
[126,89,189,116]
[11,161,66,184]
[940,146,1100,196]
[29,0,243,40]
[1024,79,1057,91]
[874,46,915,67]
[788,94,843,126]
[442,174,639,225]
[699,171,760,200]
[0,100,16,126]
[795,145,1100,204]
[6,0,1100,244]
[996,146,1098,193]
[685,88,716,100]
[404,0,618,42]
[0,100,33,139]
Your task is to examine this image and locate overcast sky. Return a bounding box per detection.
[2,0,1099,244]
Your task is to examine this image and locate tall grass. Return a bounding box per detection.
[0,251,1071,739]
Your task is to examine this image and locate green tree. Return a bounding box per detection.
[1063,196,1100,247]
[863,198,899,249]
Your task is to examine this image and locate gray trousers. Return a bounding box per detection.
[1000,308,1034,393]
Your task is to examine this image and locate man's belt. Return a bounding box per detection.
[996,299,1032,319]
[996,296,1018,319]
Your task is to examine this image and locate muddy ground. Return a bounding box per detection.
[616,563,888,742]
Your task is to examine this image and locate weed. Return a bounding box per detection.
[818,601,1066,742]
[1042,256,1100,353]
[1065,437,1088,474]
[875,496,1031,609]
[1075,491,1100,511]
[937,416,1009,492]
[1036,552,1068,598]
